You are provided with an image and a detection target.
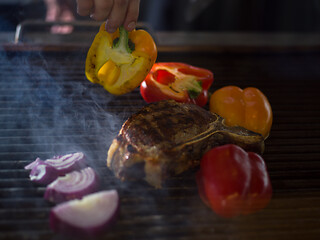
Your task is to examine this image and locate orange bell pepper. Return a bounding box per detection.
[209,86,272,139]
[85,24,157,95]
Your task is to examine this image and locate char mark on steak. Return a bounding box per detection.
[107,100,264,188]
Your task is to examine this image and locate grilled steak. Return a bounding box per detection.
[107,100,264,188]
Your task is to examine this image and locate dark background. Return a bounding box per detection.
[0,0,320,32]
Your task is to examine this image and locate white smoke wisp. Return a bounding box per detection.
[2,50,124,169]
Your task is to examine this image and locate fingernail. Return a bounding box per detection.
[127,21,136,31]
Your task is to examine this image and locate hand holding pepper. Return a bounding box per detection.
[76,0,140,32]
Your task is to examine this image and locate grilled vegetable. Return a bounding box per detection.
[107,100,264,188]
[209,86,273,139]
[29,163,58,185]
[140,62,213,107]
[24,157,43,170]
[25,152,87,177]
[50,190,119,237]
[44,167,100,203]
[197,144,272,218]
[85,24,157,95]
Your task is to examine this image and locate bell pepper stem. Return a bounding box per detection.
[188,81,203,99]
[113,26,134,54]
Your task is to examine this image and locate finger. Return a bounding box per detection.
[123,0,140,31]
[76,0,94,16]
[91,0,114,21]
[106,0,130,33]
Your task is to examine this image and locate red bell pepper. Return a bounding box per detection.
[140,62,214,107]
[197,144,272,218]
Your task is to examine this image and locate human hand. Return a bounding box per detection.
[76,0,140,33]
[45,0,75,34]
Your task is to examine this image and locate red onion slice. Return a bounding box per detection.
[29,163,59,185]
[25,152,87,177]
[44,152,87,175]
[50,190,119,237]
[44,167,99,203]
[24,157,44,170]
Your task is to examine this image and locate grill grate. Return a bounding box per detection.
[1,49,320,240]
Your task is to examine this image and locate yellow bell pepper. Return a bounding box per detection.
[85,24,157,95]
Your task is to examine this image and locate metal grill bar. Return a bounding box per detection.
[0,50,320,240]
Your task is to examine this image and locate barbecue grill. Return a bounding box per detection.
[1,25,320,240]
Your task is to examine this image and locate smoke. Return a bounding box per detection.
[1,49,125,169]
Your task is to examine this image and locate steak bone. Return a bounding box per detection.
[107,100,264,188]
